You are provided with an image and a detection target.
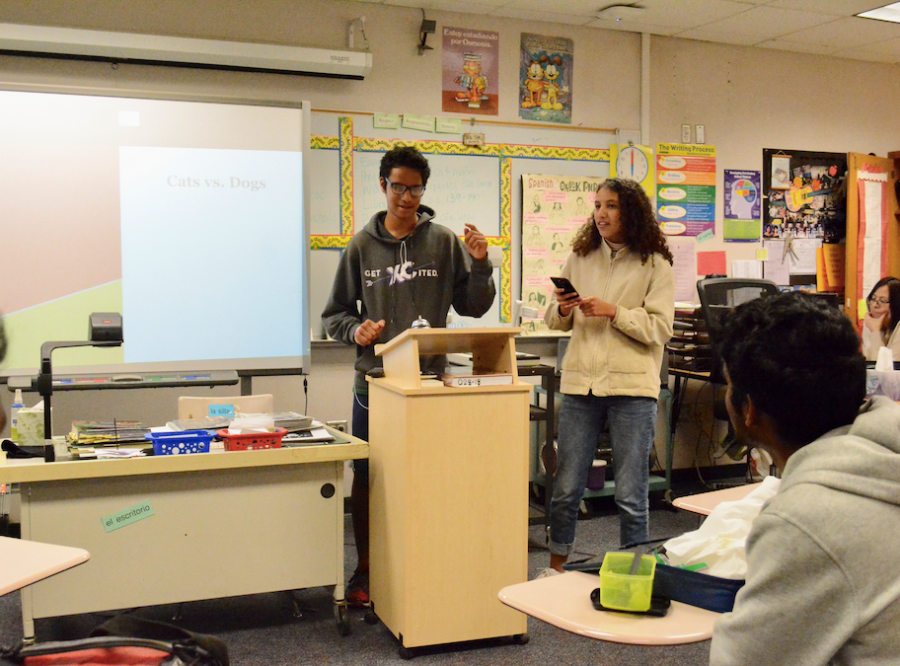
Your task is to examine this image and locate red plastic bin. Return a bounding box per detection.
[217,427,287,451]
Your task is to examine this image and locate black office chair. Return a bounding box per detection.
[696,278,779,476]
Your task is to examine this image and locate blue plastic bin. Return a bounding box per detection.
[144,430,214,455]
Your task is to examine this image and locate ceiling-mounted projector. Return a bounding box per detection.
[0,23,373,79]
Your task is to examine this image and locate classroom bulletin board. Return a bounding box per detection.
[306,112,615,331]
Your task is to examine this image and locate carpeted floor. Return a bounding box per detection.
[1,499,712,666]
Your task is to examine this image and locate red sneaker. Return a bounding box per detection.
[346,569,369,606]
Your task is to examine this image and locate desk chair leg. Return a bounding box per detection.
[286,590,317,619]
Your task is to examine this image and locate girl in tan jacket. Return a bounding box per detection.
[540,178,674,575]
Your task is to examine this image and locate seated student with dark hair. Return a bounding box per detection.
[709,292,900,665]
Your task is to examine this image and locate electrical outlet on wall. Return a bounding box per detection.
[681,124,691,144]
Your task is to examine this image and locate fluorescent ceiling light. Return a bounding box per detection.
[596,4,644,22]
[857,2,900,23]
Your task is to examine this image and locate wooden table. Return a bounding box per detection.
[672,483,761,516]
[498,571,720,645]
[0,428,366,641]
[0,536,89,595]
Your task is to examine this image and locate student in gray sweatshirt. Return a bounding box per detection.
[710,292,900,666]
[322,145,495,606]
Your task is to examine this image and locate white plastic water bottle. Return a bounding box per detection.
[10,389,24,442]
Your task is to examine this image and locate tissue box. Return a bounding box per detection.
[866,370,900,401]
[16,407,46,447]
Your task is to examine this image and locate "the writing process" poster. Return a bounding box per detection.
[656,143,716,237]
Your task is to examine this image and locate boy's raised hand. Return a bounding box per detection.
[464,223,488,260]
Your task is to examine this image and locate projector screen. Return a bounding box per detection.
[0,89,311,376]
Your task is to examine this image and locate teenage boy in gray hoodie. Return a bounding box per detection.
[322,146,496,605]
[710,292,900,665]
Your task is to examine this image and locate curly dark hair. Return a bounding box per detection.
[380,145,431,186]
[571,178,673,265]
[719,292,865,448]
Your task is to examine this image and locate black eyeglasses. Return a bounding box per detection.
[385,179,426,198]
[868,296,890,307]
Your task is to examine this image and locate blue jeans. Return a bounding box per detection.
[549,393,658,554]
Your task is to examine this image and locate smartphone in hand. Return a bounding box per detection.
[550,276,579,297]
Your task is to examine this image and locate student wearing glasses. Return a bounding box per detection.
[862,276,900,362]
[322,145,495,606]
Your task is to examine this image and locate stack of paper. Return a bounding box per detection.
[272,412,314,432]
[281,420,336,446]
[68,421,151,448]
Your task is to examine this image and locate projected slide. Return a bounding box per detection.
[120,146,302,364]
[0,90,310,375]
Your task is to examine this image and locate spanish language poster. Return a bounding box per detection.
[441,27,499,115]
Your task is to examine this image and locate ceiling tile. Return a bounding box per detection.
[676,5,838,45]
[831,46,900,62]
[767,0,889,17]
[372,0,900,64]
[389,0,499,13]
[591,0,754,30]
[511,0,607,18]
[854,35,900,53]
[755,40,841,55]
[772,16,900,48]
[583,18,682,36]
[486,6,593,25]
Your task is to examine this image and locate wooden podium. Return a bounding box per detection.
[368,328,532,655]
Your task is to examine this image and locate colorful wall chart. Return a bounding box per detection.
[656,143,716,237]
[520,174,604,334]
[723,169,761,241]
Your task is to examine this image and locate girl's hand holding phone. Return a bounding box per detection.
[554,288,582,317]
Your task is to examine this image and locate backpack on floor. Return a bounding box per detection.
[1,615,228,666]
